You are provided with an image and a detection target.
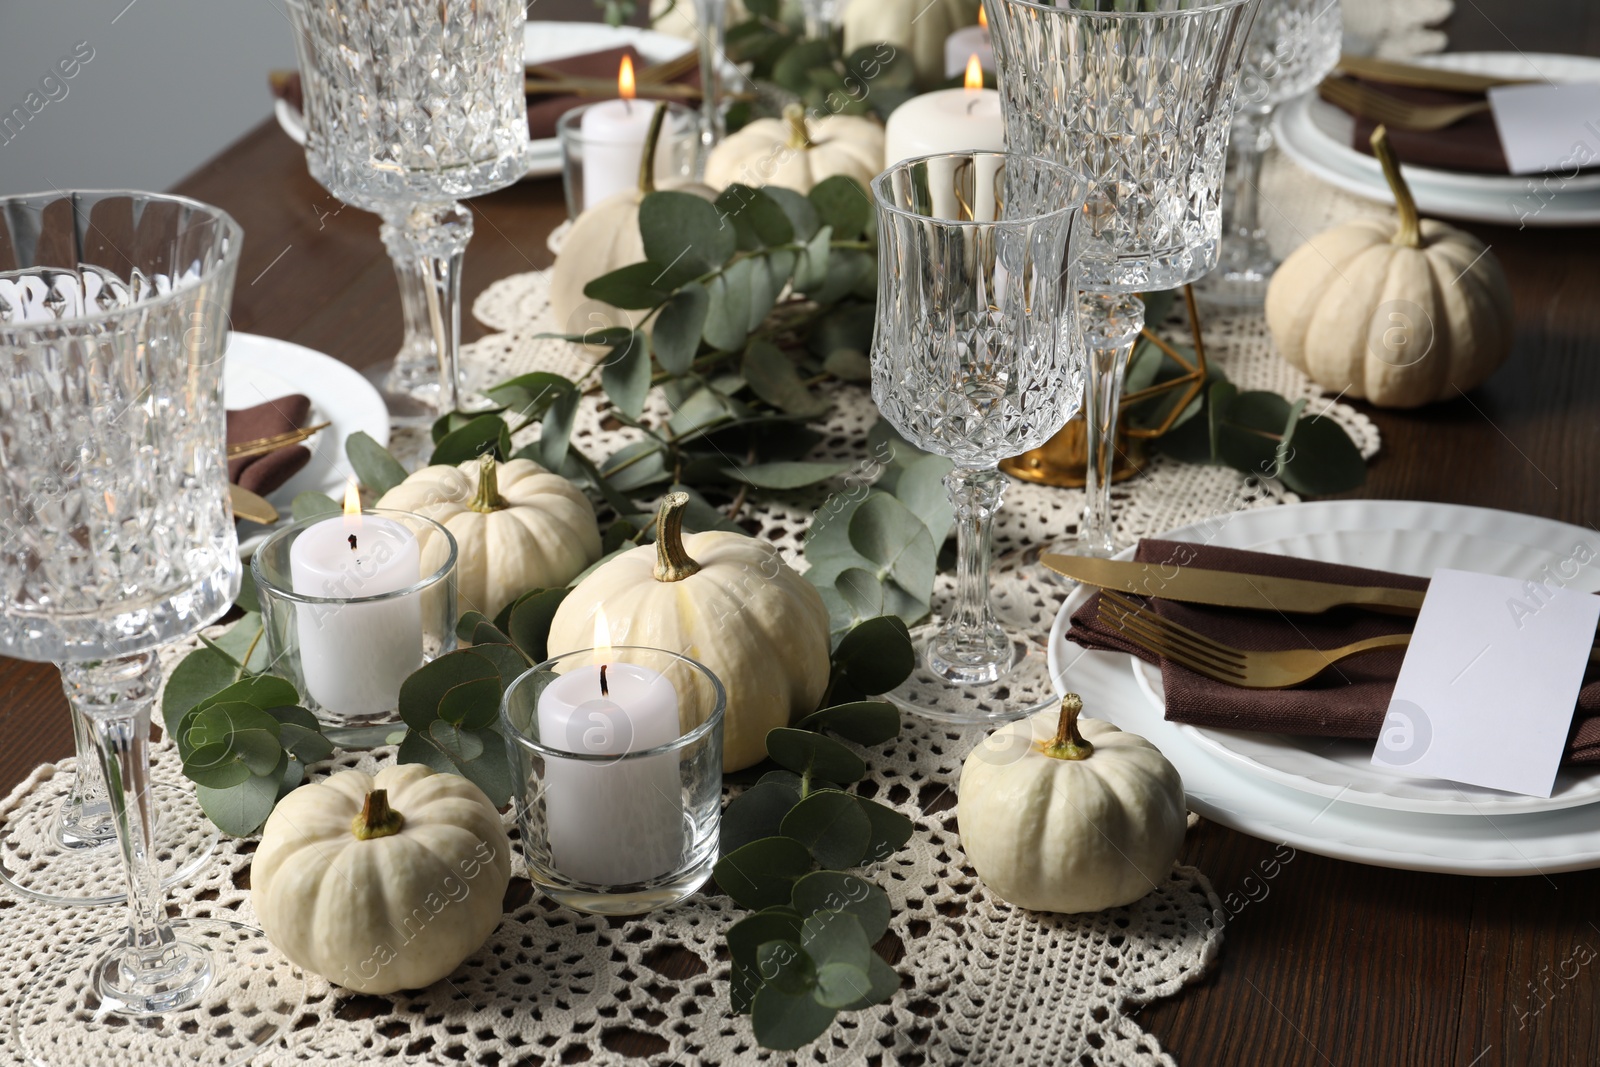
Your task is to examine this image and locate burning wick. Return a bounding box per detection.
[600,663,610,698]
[348,534,358,551]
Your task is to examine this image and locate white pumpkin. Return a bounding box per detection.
[1266,126,1514,409]
[376,454,601,621]
[843,0,980,90]
[252,764,512,994]
[957,695,1186,914]
[546,492,831,772]
[649,0,749,41]
[704,105,884,194]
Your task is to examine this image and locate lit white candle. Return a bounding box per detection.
[536,613,685,885]
[884,56,1005,166]
[578,56,669,208]
[289,481,423,717]
[944,8,993,80]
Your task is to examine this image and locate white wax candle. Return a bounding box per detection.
[536,662,684,886]
[944,26,993,80]
[883,88,1005,167]
[289,513,423,717]
[579,98,659,209]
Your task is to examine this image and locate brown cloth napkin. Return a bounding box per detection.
[227,396,312,499]
[1067,538,1600,764]
[1341,78,1512,174]
[270,46,701,143]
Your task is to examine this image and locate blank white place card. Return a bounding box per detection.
[1372,569,1600,797]
[1488,82,1600,176]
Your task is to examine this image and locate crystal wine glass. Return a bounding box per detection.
[987,0,1259,558]
[1,191,305,1066]
[871,151,1085,723]
[1201,0,1342,307]
[285,0,531,422]
[692,0,730,149]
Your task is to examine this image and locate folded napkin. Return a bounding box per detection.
[227,395,312,499]
[1067,539,1600,763]
[269,47,701,143]
[1342,78,1512,174]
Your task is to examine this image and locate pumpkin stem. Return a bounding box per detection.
[783,103,812,152]
[1038,694,1094,761]
[638,102,669,196]
[352,789,405,841]
[1370,125,1422,250]
[653,491,702,582]
[468,453,504,513]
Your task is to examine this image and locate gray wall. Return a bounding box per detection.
[0,2,298,195]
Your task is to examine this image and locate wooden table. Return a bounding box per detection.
[5,6,1600,1064]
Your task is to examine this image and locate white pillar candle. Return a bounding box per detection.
[883,67,1005,167]
[579,97,658,208]
[536,660,685,885]
[289,496,423,717]
[944,24,993,80]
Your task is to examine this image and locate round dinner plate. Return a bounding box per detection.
[274,22,715,179]
[223,332,390,506]
[1274,51,1600,226]
[1046,499,1600,876]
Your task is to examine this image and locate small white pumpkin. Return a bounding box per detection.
[704,104,884,195]
[546,492,831,772]
[376,454,601,621]
[843,0,980,90]
[252,764,512,994]
[957,695,1186,914]
[1265,126,1514,409]
[548,105,717,359]
[649,0,750,41]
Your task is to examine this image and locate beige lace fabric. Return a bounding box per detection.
[0,2,1444,1062]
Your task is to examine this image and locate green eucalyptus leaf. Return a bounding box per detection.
[182,747,255,789]
[436,676,503,731]
[808,176,872,239]
[857,798,914,864]
[766,728,867,783]
[653,284,710,375]
[397,649,502,732]
[667,483,746,533]
[346,431,408,496]
[667,386,738,439]
[705,260,756,352]
[723,460,849,489]
[750,981,837,1051]
[717,184,795,248]
[274,720,335,766]
[1279,412,1368,495]
[792,224,832,293]
[800,909,872,973]
[278,754,306,798]
[744,253,779,334]
[196,764,282,837]
[191,675,299,717]
[292,490,341,521]
[756,940,816,996]
[814,961,875,1009]
[791,871,891,942]
[428,719,487,763]
[832,569,928,630]
[764,186,821,241]
[721,780,802,854]
[584,262,673,310]
[792,701,899,745]
[892,454,955,544]
[742,340,828,417]
[1206,379,1239,462]
[715,837,815,911]
[600,439,669,494]
[728,908,806,973]
[813,247,872,305]
[431,414,510,465]
[162,647,240,736]
[464,641,533,689]
[179,702,282,776]
[601,331,652,420]
[831,615,915,695]
[397,726,456,776]
[822,349,871,382]
[235,568,260,615]
[537,386,581,471]
[506,587,570,664]
[848,493,936,604]
[640,190,735,275]
[833,953,899,1010]
[485,372,577,421]
[1217,390,1292,478]
[1140,288,1179,327]
[781,789,872,868]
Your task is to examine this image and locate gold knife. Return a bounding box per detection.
[229,484,281,526]
[1041,554,1426,615]
[1334,53,1537,94]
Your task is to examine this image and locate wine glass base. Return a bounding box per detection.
[1194,265,1273,310]
[362,357,441,428]
[12,918,307,1067]
[880,623,1061,725]
[0,780,217,907]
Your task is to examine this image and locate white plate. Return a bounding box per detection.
[274,21,709,180]
[1121,520,1600,815]
[223,332,389,507]
[1046,500,1600,875]
[1275,52,1600,226]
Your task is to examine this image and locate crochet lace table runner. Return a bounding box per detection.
[0,3,1443,1063]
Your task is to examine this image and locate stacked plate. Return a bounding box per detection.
[1046,499,1600,875]
[1275,52,1600,227]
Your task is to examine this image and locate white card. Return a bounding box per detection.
[1372,568,1600,797]
[1488,82,1600,176]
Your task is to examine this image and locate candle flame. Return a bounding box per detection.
[342,477,362,528]
[594,606,614,662]
[978,6,987,29]
[618,54,636,100]
[964,54,984,91]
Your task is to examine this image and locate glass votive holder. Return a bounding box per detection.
[501,645,725,916]
[558,100,701,219]
[251,509,458,732]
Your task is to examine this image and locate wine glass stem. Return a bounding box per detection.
[1078,291,1145,557]
[1227,105,1274,254]
[379,218,443,398]
[938,466,1008,665]
[692,0,728,148]
[801,0,827,40]
[56,701,116,848]
[61,654,174,961]
[382,202,473,415]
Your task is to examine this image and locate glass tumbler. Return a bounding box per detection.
[502,646,725,916]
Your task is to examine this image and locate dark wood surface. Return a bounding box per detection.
[5,4,1600,1064]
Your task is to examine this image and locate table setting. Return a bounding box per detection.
[2,0,1599,1064]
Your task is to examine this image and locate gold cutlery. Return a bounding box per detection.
[228,484,281,526]
[1319,77,1491,132]
[1042,554,1426,614]
[1334,53,1536,94]
[226,421,331,461]
[1095,590,1600,688]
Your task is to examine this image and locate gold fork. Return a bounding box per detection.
[1096,591,1600,688]
[226,421,331,461]
[1319,76,1490,132]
